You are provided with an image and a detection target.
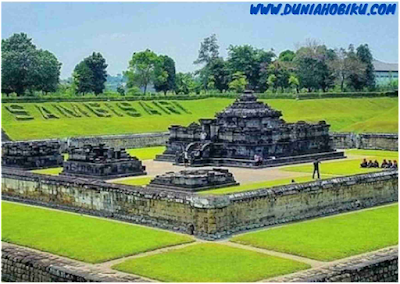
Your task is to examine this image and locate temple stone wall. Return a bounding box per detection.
[331,132,398,151]
[4,132,396,152]
[1,243,144,282]
[2,168,397,240]
[216,171,398,236]
[267,247,398,282]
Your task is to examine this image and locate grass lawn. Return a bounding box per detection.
[1,202,193,263]
[31,167,63,175]
[2,98,397,140]
[231,204,398,261]
[199,175,330,195]
[112,177,153,186]
[282,157,385,176]
[112,243,310,282]
[127,146,166,160]
[346,149,398,158]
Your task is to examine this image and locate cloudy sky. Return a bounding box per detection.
[2,2,398,78]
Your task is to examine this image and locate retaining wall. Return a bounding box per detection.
[3,132,398,152]
[1,243,145,282]
[331,132,398,151]
[267,247,398,282]
[2,168,397,240]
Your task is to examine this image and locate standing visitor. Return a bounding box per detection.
[312,159,321,179]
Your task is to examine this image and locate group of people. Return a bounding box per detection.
[360,158,397,169]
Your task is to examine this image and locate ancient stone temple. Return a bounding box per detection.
[147,168,238,192]
[61,144,146,179]
[2,141,63,170]
[156,90,345,167]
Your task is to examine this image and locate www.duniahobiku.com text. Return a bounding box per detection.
[250,3,397,16]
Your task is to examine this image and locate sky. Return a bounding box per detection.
[2,2,398,79]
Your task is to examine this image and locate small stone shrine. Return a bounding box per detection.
[2,141,63,170]
[147,168,239,192]
[156,90,345,167]
[61,144,146,179]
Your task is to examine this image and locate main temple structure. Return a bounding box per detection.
[156,91,345,167]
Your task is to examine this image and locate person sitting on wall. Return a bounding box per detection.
[392,160,398,169]
[373,160,380,168]
[360,158,368,168]
[381,159,388,168]
[254,154,262,166]
[367,160,374,168]
[387,160,393,168]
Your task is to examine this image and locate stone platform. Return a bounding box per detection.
[157,150,346,168]
[61,144,146,180]
[147,168,239,192]
[1,141,63,170]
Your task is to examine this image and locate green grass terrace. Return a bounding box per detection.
[2,97,398,140]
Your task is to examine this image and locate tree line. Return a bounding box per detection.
[1,33,395,97]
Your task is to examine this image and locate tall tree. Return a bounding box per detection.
[194,34,221,92]
[85,52,108,94]
[154,55,176,95]
[356,44,375,90]
[194,34,219,65]
[332,46,366,91]
[294,41,336,92]
[227,45,275,91]
[2,33,61,95]
[73,61,94,95]
[34,50,62,94]
[125,49,158,94]
[73,52,107,95]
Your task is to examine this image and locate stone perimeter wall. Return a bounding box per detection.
[266,247,398,282]
[1,243,145,282]
[331,132,398,151]
[2,168,397,240]
[3,132,398,152]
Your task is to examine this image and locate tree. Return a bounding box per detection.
[154,55,176,95]
[117,86,125,96]
[267,74,277,92]
[175,72,198,95]
[194,34,219,65]
[293,41,336,92]
[288,74,300,93]
[34,50,62,94]
[207,58,229,92]
[73,52,107,95]
[227,45,275,91]
[356,44,375,90]
[73,61,94,95]
[194,34,223,93]
[266,61,290,92]
[332,46,366,91]
[85,52,108,94]
[2,33,61,95]
[126,49,158,94]
[279,50,295,62]
[228,72,248,93]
